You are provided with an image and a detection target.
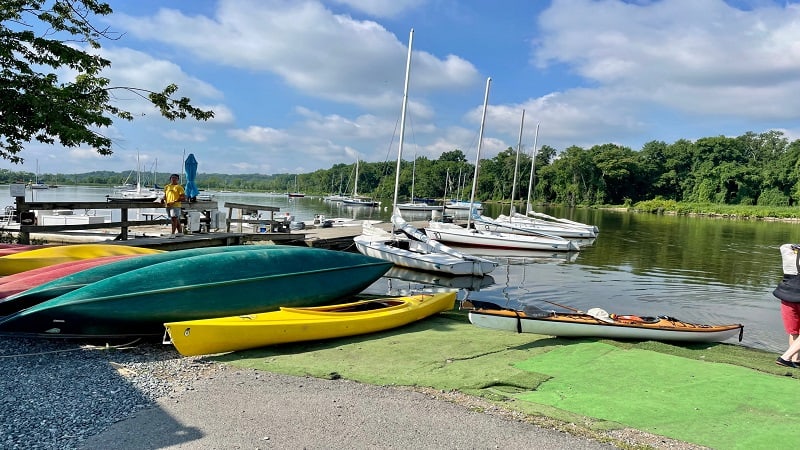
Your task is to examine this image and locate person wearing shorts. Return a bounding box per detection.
[163,174,185,238]
[776,301,800,368]
[774,243,800,368]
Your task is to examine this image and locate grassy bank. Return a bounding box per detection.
[629,199,800,220]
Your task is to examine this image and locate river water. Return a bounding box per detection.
[9,186,796,353]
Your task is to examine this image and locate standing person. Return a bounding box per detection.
[773,243,800,367]
[163,173,186,238]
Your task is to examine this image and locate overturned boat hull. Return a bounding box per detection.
[0,247,392,337]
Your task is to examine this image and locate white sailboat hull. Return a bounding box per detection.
[353,30,498,277]
[396,202,443,211]
[354,223,496,276]
[489,214,596,238]
[425,221,580,252]
[523,211,598,233]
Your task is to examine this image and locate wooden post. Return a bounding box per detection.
[120,207,129,240]
[15,195,28,244]
[9,184,28,244]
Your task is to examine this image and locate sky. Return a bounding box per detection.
[9,0,800,177]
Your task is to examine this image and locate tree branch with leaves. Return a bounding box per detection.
[0,0,214,163]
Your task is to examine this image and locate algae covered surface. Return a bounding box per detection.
[215,311,799,449]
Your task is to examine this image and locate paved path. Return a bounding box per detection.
[81,368,615,450]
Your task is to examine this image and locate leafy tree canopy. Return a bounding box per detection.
[0,0,214,163]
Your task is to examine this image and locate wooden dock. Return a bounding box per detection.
[13,220,425,252]
[2,191,427,251]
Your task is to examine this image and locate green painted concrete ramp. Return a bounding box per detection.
[514,342,797,449]
[214,312,799,449]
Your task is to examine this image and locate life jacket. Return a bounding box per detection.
[773,244,800,303]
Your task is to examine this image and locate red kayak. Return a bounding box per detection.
[0,255,136,300]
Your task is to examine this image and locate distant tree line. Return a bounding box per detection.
[2,130,798,207]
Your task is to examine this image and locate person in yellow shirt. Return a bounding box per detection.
[163,174,186,238]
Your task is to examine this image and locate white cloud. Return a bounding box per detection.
[329,0,426,18]
[229,126,291,145]
[163,129,212,143]
[98,47,223,118]
[113,0,478,111]
[536,0,800,125]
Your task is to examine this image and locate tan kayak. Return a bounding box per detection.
[468,302,743,343]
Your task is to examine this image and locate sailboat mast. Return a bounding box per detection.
[353,159,359,197]
[136,152,142,194]
[392,28,414,213]
[510,109,525,214]
[410,152,416,203]
[442,168,450,210]
[467,77,491,230]
[525,122,540,213]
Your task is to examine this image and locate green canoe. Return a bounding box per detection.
[0,247,392,337]
[0,246,266,316]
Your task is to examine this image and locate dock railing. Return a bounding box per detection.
[9,198,219,244]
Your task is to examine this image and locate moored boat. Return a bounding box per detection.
[425,219,580,252]
[489,214,597,239]
[165,291,456,356]
[467,302,744,343]
[353,30,496,276]
[424,79,579,253]
[0,247,393,337]
[355,212,497,276]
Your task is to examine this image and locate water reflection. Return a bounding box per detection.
[377,266,495,296]
[448,245,581,265]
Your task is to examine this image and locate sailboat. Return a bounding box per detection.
[396,152,443,212]
[480,113,596,239]
[502,122,599,235]
[323,173,348,202]
[107,153,159,201]
[354,29,497,276]
[287,175,305,198]
[29,160,48,190]
[444,169,481,211]
[424,78,580,252]
[341,159,379,207]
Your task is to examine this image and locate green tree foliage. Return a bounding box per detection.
[4,128,800,208]
[0,1,214,163]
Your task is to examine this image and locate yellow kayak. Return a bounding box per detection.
[0,244,162,276]
[165,291,457,356]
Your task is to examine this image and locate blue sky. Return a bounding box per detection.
[11,0,800,176]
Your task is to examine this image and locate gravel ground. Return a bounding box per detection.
[0,337,215,450]
[0,337,706,450]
